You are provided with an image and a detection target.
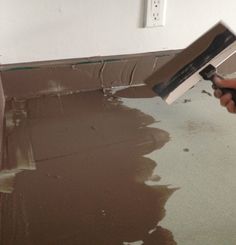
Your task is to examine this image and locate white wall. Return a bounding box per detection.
[1,0,236,64]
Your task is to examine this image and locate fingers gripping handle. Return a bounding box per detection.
[200,64,236,103]
[219,87,236,103]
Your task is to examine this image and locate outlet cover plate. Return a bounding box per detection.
[145,0,167,28]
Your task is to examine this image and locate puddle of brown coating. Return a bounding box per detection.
[0,91,176,245]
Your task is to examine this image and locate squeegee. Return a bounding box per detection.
[146,22,236,104]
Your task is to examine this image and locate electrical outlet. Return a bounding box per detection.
[145,0,167,28]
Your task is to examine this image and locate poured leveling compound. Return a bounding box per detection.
[0,91,176,245]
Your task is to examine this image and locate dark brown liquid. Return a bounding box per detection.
[0,91,176,245]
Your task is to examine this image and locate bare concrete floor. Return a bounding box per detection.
[121,81,236,245]
[0,81,236,245]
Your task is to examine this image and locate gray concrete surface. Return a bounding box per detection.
[122,81,236,245]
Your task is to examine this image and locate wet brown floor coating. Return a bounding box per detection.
[0,91,176,245]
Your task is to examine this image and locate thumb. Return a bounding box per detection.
[214,76,236,89]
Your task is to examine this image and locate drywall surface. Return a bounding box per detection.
[1,0,236,64]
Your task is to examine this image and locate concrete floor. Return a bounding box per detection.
[121,81,236,245]
[1,80,236,244]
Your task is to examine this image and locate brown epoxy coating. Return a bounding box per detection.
[0,76,5,167]
[1,51,177,99]
[0,91,176,245]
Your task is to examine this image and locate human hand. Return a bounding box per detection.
[213,76,236,114]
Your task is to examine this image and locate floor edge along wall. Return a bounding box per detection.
[0,51,179,99]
